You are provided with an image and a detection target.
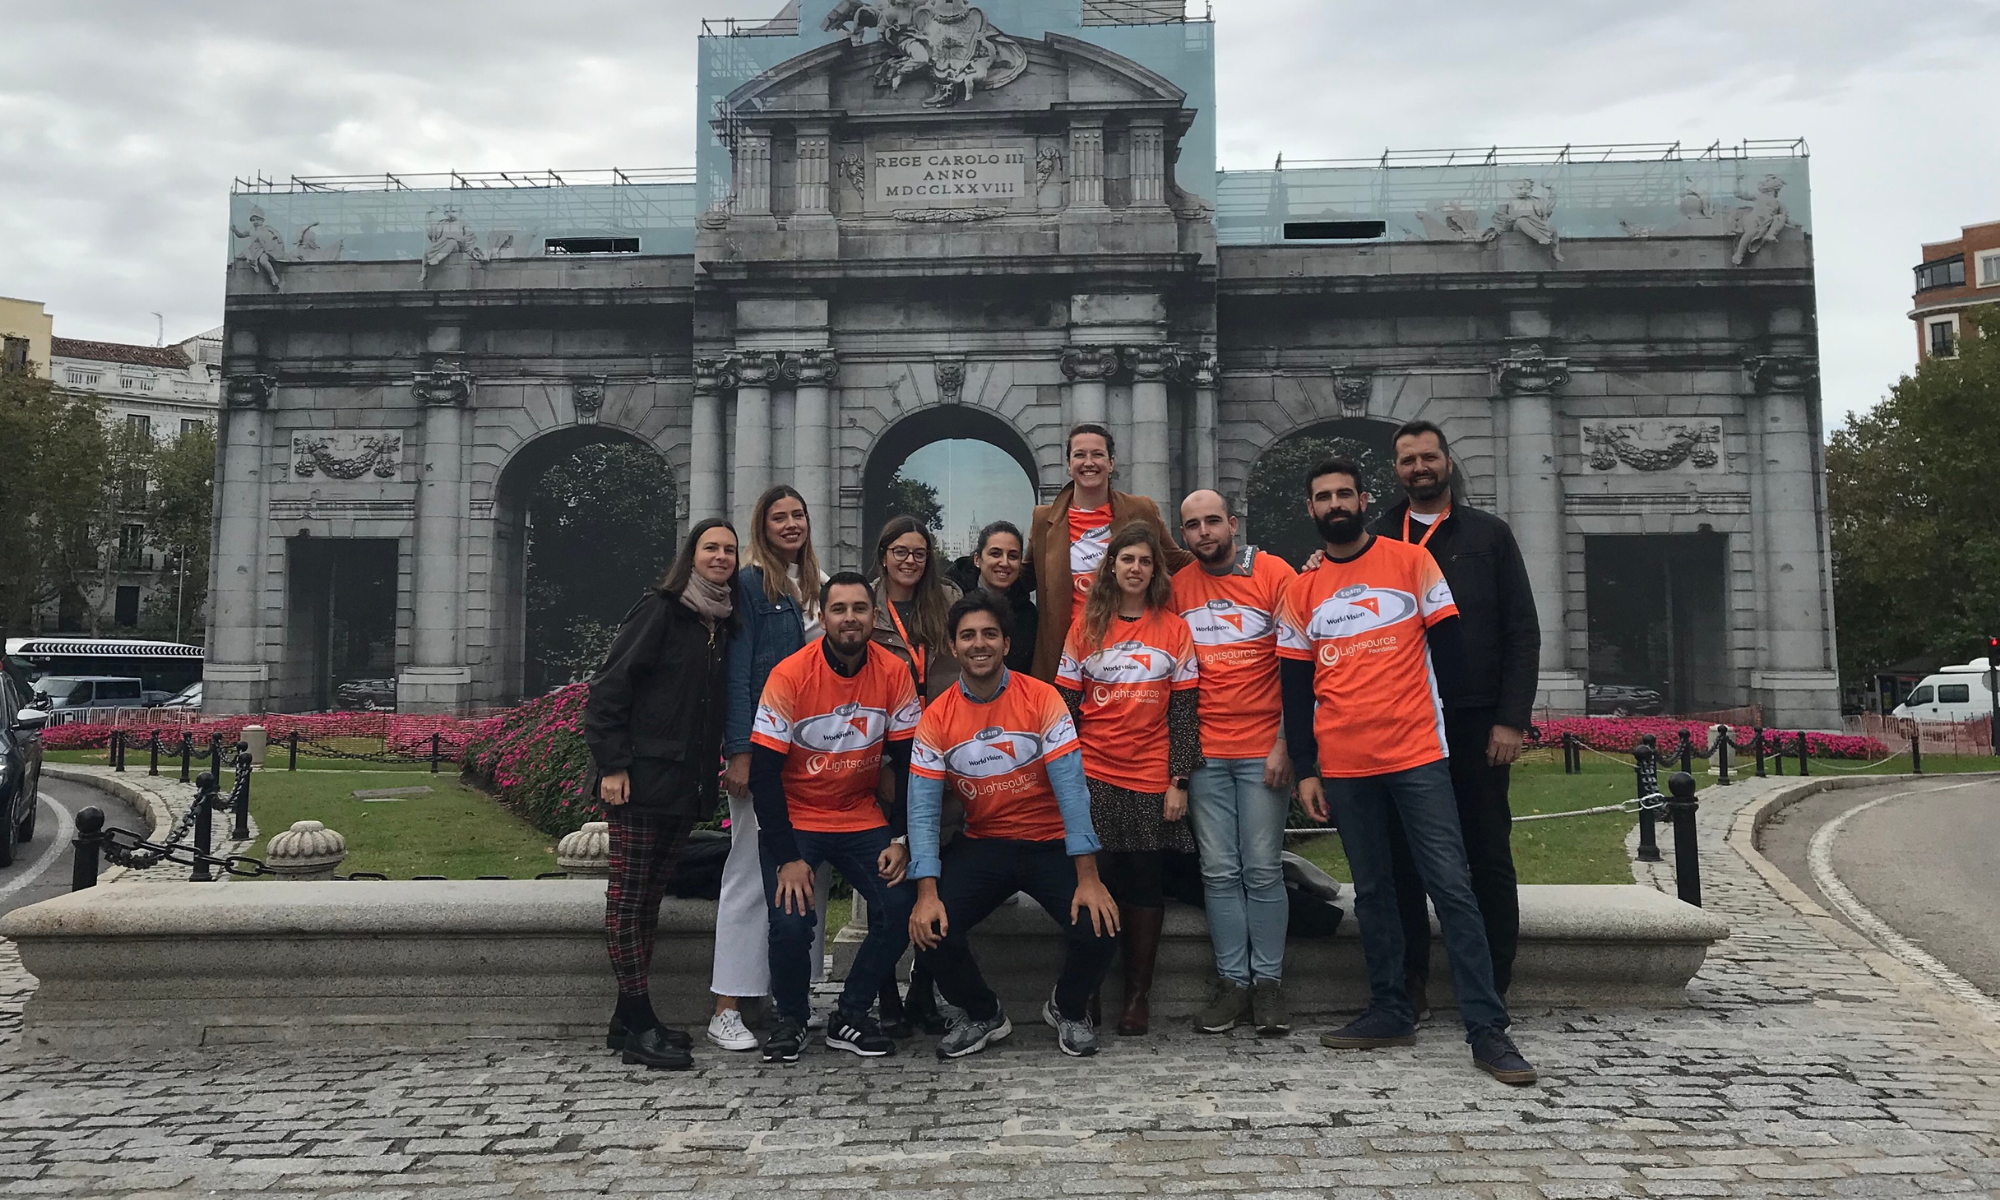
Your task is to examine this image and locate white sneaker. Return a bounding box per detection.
[706,1009,758,1052]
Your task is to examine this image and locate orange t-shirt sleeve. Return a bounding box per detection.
[1415,550,1459,626]
[1275,576,1314,660]
[1054,623,1086,689]
[748,662,797,754]
[909,707,947,779]
[1169,619,1199,690]
[1039,692,1081,764]
[885,670,922,742]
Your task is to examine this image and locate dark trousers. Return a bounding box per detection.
[605,807,696,996]
[1389,707,1519,994]
[761,825,915,1027]
[916,837,1119,1023]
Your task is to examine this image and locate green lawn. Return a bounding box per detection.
[232,768,559,880]
[46,748,451,773]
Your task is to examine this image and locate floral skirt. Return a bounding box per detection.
[1087,777,1197,855]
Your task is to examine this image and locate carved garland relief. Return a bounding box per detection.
[293,433,403,480]
[1581,421,1723,473]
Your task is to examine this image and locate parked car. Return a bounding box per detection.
[1890,658,1998,723]
[1587,683,1666,717]
[335,678,397,712]
[1,671,47,868]
[159,681,203,709]
[21,676,148,716]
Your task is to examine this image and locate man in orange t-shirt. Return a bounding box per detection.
[1171,489,1298,1034]
[1277,458,1537,1087]
[749,572,921,1062]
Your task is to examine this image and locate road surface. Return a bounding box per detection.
[0,775,148,920]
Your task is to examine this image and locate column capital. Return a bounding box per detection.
[1188,351,1218,388]
[1061,344,1121,382]
[733,350,779,386]
[224,373,274,409]
[1122,342,1184,382]
[413,354,472,407]
[1495,343,1570,396]
[781,348,839,387]
[692,356,734,395]
[1744,354,1818,395]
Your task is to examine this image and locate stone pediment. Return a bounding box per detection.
[722,30,1190,128]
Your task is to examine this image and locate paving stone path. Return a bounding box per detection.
[2,776,1997,1198]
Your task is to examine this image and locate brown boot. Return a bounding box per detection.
[1116,905,1166,1036]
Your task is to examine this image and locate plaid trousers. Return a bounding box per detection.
[604,806,695,996]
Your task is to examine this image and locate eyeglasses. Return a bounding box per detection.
[887,546,929,563]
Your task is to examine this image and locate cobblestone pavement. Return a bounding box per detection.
[3,777,1997,1199]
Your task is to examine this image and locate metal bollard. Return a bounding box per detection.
[191,771,216,883]
[1677,728,1694,774]
[1716,724,1732,786]
[148,729,160,777]
[208,732,224,772]
[1796,731,1809,776]
[1910,724,1923,775]
[1666,770,1702,907]
[112,729,125,773]
[1634,736,1662,863]
[1753,726,1767,778]
[71,806,105,892]
[289,729,299,771]
[180,732,192,783]
[430,732,441,775]
[233,743,252,840]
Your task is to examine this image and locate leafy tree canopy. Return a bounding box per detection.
[886,470,945,532]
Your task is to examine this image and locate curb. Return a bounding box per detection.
[39,764,261,884]
[1729,771,2000,1057]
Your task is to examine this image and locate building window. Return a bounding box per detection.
[119,469,148,510]
[181,418,203,436]
[65,368,101,387]
[1928,317,1958,359]
[115,585,141,628]
[119,523,146,567]
[1914,256,1966,292]
[2,336,26,374]
[1979,249,2000,288]
[126,413,152,440]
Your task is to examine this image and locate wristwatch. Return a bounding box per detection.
[1171,776,1190,791]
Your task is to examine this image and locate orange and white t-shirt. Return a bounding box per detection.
[1066,505,1114,620]
[1056,608,1199,792]
[1276,537,1458,778]
[1172,548,1298,760]
[909,673,1080,843]
[750,642,922,832]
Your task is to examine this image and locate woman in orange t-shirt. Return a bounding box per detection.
[1055,523,1202,1036]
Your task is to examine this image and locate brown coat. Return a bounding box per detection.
[870,577,963,702]
[1023,484,1193,680]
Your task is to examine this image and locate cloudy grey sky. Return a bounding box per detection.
[2,0,1995,428]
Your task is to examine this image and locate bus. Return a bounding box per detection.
[3,638,206,703]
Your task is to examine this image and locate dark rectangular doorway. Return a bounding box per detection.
[1586,533,1731,715]
[286,538,399,712]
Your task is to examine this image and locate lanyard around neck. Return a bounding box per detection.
[885,596,925,690]
[1404,504,1450,550]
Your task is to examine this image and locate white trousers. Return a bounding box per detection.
[710,794,831,997]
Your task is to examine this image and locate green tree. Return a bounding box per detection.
[524,441,679,694]
[1827,307,2000,682]
[138,421,215,644]
[886,470,944,531]
[0,371,111,634]
[1242,428,1399,568]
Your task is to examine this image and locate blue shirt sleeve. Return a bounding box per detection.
[907,770,945,880]
[1046,748,1101,858]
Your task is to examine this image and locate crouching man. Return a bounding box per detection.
[907,592,1122,1059]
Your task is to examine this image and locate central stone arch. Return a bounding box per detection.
[859,404,1042,563]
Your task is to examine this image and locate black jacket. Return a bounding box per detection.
[583,588,736,817]
[1371,500,1541,731]
[945,555,1040,675]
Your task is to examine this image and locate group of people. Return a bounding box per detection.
[580,417,1545,1085]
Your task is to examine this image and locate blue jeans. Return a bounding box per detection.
[1188,757,1290,985]
[761,825,915,1027]
[1326,760,1510,1037]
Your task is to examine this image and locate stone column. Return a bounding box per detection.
[788,349,837,538]
[689,357,729,520]
[206,370,273,711]
[406,349,473,710]
[1060,345,1118,427]
[1125,344,1176,508]
[1129,121,1167,207]
[734,132,772,216]
[1747,338,1837,726]
[1192,352,1218,491]
[731,350,777,530]
[1067,121,1105,208]
[795,134,831,215]
[1497,342,1583,714]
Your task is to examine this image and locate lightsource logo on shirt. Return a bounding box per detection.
[1182,599,1274,645]
[1307,586,1419,639]
[942,726,1045,778]
[791,701,890,751]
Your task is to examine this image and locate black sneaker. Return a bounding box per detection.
[1470,1027,1537,1086]
[1318,1008,1418,1049]
[825,1009,895,1057]
[762,1016,806,1064]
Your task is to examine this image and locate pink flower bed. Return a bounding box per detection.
[460,684,601,836]
[44,711,483,759]
[1527,717,1885,760]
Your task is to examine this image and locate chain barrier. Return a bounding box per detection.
[95,823,280,879]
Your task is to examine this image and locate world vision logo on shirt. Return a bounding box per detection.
[1085,640,1178,683]
[1070,522,1113,576]
[1182,598,1275,645]
[943,726,1045,778]
[792,701,893,752]
[1307,584,1419,640]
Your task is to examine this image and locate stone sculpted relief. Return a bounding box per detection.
[419,207,488,285]
[230,210,344,292]
[1481,179,1563,262]
[933,357,966,405]
[572,377,606,423]
[292,433,403,480]
[1582,421,1722,472]
[1034,147,1064,195]
[837,155,868,196]
[825,0,1028,108]
[1332,368,1371,417]
[1618,172,1794,265]
[891,207,1007,223]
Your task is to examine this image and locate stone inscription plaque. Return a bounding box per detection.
[873,145,1029,206]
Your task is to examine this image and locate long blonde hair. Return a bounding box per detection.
[1081,523,1171,652]
[747,484,823,613]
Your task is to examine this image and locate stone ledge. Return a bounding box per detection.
[0,878,1725,1057]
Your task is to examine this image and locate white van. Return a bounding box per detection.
[1892,658,1999,723]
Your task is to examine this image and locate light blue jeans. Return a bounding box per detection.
[1188,756,1290,985]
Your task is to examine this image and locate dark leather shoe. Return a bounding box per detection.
[608,1017,691,1052]
[622,1026,694,1070]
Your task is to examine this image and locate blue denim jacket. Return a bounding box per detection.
[723,565,809,756]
